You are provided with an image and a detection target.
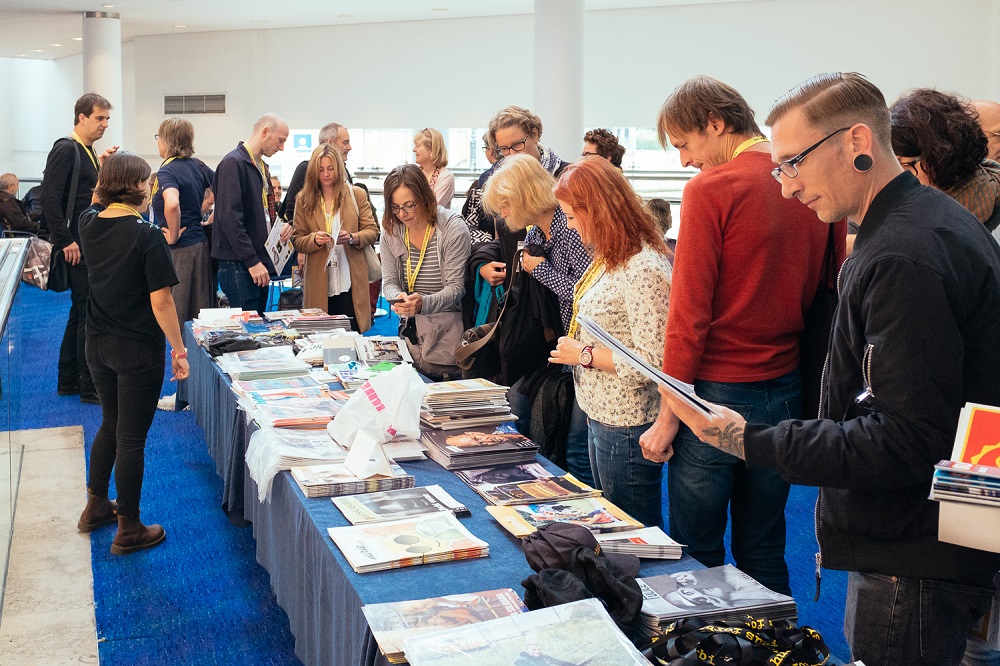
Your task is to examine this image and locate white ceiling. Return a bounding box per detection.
[0,0,761,60]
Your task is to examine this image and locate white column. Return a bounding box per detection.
[534,0,584,161]
[82,11,122,151]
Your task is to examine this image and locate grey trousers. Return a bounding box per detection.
[170,240,214,328]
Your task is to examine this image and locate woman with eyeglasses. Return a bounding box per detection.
[413,128,455,209]
[581,128,626,170]
[150,118,215,329]
[890,88,1000,230]
[290,144,379,332]
[75,151,189,555]
[380,164,471,379]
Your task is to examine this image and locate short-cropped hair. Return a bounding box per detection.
[657,76,761,147]
[74,92,111,125]
[94,151,151,207]
[489,106,543,145]
[382,164,439,234]
[0,173,17,192]
[766,72,891,150]
[890,88,987,191]
[319,122,344,145]
[481,154,557,231]
[414,128,449,168]
[553,158,668,270]
[584,128,626,168]
[158,117,195,158]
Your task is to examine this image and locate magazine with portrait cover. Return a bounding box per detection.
[477,474,600,506]
[290,461,414,498]
[594,527,684,559]
[327,512,489,573]
[362,588,528,664]
[402,598,649,666]
[333,485,470,524]
[422,425,538,470]
[455,463,555,495]
[356,336,414,365]
[635,564,796,638]
[486,497,642,538]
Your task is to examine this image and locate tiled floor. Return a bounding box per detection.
[0,426,99,665]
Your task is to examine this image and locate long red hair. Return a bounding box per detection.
[553,158,669,270]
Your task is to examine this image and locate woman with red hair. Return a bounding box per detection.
[549,158,673,528]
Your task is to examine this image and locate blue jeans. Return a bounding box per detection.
[667,369,802,596]
[846,572,995,665]
[566,398,594,488]
[217,260,267,314]
[588,420,663,529]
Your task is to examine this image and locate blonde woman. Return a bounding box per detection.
[290,145,378,332]
[413,127,455,208]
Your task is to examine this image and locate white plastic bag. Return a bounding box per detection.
[327,364,427,450]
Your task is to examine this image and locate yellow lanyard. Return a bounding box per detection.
[150,156,178,201]
[321,195,336,234]
[71,131,100,173]
[244,144,270,217]
[106,203,143,218]
[731,135,769,161]
[404,225,433,293]
[567,259,605,339]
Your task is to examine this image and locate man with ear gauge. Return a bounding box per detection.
[661,72,1000,666]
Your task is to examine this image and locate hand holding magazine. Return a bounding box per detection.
[575,315,717,418]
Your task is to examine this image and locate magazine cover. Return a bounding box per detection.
[244,387,334,403]
[402,598,649,666]
[951,403,1000,466]
[486,498,642,537]
[333,485,469,524]
[292,462,409,487]
[422,427,537,456]
[478,475,600,506]
[356,336,414,364]
[362,589,527,662]
[231,375,322,394]
[327,513,488,573]
[456,463,555,491]
[638,565,791,618]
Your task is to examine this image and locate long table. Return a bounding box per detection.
[179,327,699,665]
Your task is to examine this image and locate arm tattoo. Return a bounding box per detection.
[702,422,745,460]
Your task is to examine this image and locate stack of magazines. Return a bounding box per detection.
[931,460,1000,507]
[362,589,528,664]
[421,426,539,471]
[475,474,599,506]
[216,346,311,381]
[231,375,327,395]
[327,512,489,573]
[594,527,684,559]
[252,399,344,428]
[355,336,414,365]
[402,598,650,666]
[486,497,643,538]
[635,565,797,639]
[286,309,353,334]
[333,485,470,524]
[290,462,414,498]
[420,379,517,431]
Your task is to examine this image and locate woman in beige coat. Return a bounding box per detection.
[291,144,379,332]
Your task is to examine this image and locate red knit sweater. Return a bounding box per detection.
[663,151,846,383]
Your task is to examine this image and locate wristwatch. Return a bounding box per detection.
[348,233,355,246]
[579,345,594,369]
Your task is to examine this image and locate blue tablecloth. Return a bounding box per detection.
[181,325,701,665]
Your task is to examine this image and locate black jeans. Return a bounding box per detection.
[85,334,165,519]
[327,290,359,332]
[58,262,94,392]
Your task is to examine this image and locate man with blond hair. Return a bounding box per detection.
[212,113,288,313]
[662,72,1000,665]
[640,76,842,597]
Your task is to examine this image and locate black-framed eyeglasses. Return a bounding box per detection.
[771,126,851,183]
[497,136,529,156]
[391,201,418,215]
[898,157,921,176]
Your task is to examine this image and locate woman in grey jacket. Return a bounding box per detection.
[380,164,470,378]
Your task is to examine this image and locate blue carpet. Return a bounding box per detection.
[12,284,849,662]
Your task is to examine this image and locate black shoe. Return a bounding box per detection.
[57,385,81,396]
[80,392,101,405]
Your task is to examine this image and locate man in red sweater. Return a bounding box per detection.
[639,76,845,595]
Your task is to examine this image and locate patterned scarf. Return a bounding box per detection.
[946,160,1000,223]
[538,144,564,176]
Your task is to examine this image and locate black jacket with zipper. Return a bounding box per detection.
[745,173,1000,585]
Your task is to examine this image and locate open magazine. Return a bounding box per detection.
[576,315,716,418]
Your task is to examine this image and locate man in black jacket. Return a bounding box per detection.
[40,92,117,402]
[0,173,38,233]
[659,72,1000,665]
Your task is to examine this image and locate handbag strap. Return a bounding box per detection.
[453,248,523,364]
[62,137,82,239]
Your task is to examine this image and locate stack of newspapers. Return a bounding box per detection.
[328,512,489,573]
[289,461,414,498]
[216,346,311,381]
[420,379,517,430]
[635,565,797,640]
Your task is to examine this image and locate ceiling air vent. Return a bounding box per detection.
[163,94,226,115]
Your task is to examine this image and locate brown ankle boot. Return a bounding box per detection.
[110,514,166,555]
[77,489,118,533]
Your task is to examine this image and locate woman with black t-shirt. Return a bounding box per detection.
[76,151,190,556]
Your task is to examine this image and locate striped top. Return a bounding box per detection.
[407,232,444,295]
